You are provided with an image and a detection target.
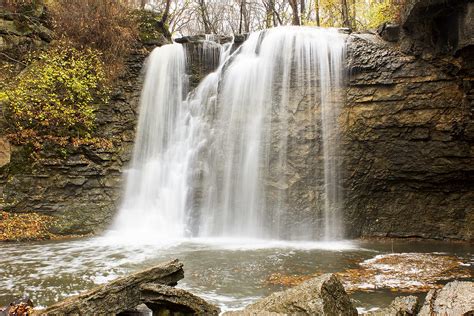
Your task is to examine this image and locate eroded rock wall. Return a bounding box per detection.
[343,33,473,240]
[0,47,147,235]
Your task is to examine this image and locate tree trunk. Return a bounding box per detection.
[289,0,300,25]
[351,0,356,30]
[198,0,212,34]
[341,0,351,28]
[160,0,172,25]
[300,0,305,25]
[315,0,320,26]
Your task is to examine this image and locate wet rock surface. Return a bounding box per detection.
[231,274,357,316]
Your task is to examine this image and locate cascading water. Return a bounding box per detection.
[111,26,346,242]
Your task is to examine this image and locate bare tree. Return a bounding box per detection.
[341,0,350,28]
[288,0,299,25]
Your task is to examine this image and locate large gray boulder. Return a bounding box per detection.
[228,274,357,316]
[418,281,474,316]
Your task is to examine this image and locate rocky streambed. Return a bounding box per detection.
[0,238,472,314]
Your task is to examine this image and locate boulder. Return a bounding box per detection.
[418,281,474,316]
[231,274,357,316]
[42,259,184,315]
[376,23,400,42]
[364,295,420,315]
[140,283,220,315]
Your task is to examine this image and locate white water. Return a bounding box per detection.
[110,26,346,243]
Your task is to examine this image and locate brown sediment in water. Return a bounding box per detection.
[263,253,473,293]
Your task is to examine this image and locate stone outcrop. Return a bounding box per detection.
[0,25,160,235]
[400,0,473,55]
[418,281,474,316]
[343,30,473,240]
[228,274,357,316]
[42,259,184,315]
[0,45,145,235]
[364,296,420,315]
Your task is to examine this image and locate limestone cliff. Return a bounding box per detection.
[0,1,472,240]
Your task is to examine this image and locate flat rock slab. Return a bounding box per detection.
[140,283,220,315]
[42,259,184,315]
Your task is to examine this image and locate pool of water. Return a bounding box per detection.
[0,237,472,312]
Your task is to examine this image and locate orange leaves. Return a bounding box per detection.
[0,211,58,242]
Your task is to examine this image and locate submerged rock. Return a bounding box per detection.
[364,295,420,315]
[418,281,474,316]
[230,273,357,316]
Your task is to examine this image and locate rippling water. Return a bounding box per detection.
[0,238,472,312]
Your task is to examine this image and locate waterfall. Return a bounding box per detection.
[111,26,346,242]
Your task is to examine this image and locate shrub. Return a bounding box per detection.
[2,42,109,138]
[48,0,138,79]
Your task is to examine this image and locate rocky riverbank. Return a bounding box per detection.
[2,258,471,315]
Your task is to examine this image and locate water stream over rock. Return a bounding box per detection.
[111,26,346,242]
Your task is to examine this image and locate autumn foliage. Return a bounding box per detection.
[0,211,58,242]
[48,0,138,79]
[3,43,109,139]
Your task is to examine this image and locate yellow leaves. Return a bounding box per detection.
[0,211,58,242]
[3,41,110,140]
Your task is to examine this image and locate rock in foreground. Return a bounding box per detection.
[228,273,357,316]
[364,295,420,315]
[42,259,186,315]
[140,283,220,315]
[418,281,474,316]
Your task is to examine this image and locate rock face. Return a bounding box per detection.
[0,1,472,240]
[418,281,474,316]
[0,45,146,235]
[237,274,357,316]
[400,0,473,55]
[343,32,473,240]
